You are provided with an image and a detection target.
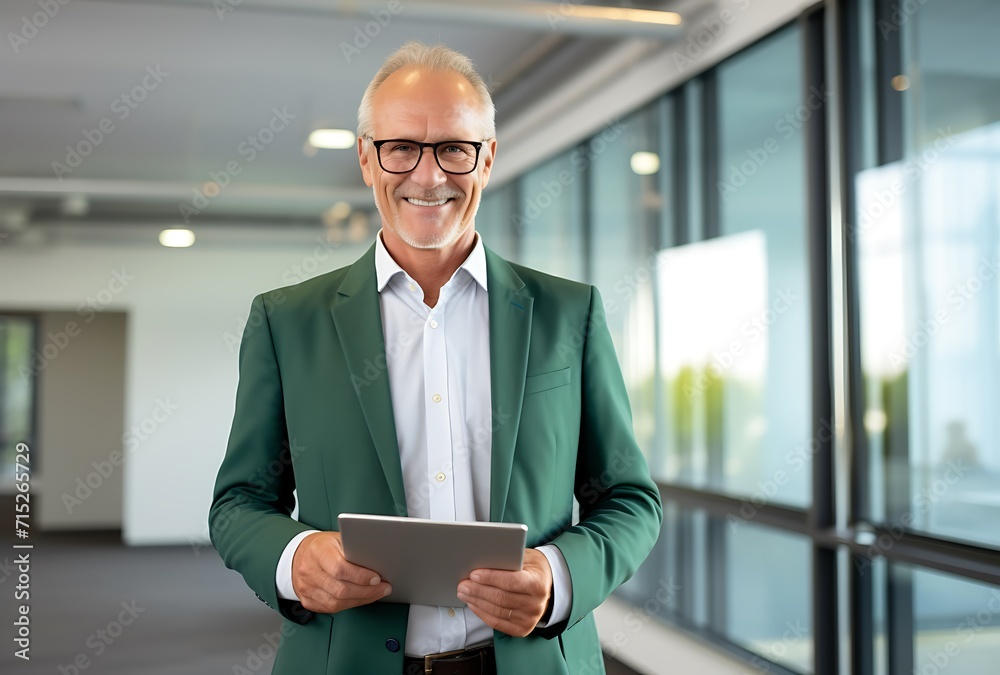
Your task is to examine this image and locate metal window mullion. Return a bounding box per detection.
[803,6,840,675]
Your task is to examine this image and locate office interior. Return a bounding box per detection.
[1,0,999,673]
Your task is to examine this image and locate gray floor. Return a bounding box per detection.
[1,530,638,674]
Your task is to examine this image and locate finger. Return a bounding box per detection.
[458,580,515,609]
[332,558,385,587]
[462,597,531,637]
[459,596,513,628]
[468,569,535,595]
[310,542,383,587]
[304,582,391,615]
[319,575,393,602]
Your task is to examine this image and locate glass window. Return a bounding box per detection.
[655,25,812,508]
[715,24,812,507]
[476,181,518,261]
[855,0,1000,548]
[0,316,35,489]
[589,102,667,459]
[910,565,1000,674]
[618,502,708,629]
[515,151,585,281]
[726,522,814,673]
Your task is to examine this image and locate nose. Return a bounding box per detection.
[408,147,448,189]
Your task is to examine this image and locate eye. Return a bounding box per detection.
[388,142,416,153]
[441,143,473,155]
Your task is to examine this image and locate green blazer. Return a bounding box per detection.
[210,241,662,675]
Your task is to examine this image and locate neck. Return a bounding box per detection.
[380,227,477,308]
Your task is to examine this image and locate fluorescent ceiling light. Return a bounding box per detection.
[309,129,356,149]
[630,151,660,175]
[159,228,195,248]
[566,6,681,26]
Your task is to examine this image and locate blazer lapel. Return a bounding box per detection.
[329,243,408,516]
[485,247,533,523]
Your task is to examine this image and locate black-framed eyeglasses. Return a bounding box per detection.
[366,137,485,175]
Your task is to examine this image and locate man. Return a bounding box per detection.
[210,42,662,675]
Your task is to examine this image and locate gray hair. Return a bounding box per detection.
[357,41,496,140]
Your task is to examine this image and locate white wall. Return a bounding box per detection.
[0,232,366,544]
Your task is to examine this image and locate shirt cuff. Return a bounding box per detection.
[535,545,572,627]
[276,530,321,601]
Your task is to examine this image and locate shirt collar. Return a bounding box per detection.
[374,229,488,294]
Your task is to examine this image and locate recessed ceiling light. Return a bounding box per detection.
[630,151,660,175]
[159,228,195,248]
[308,129,356,149]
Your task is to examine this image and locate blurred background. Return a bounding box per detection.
[1,0,999,673]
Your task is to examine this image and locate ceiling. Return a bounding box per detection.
[0,0,699,246]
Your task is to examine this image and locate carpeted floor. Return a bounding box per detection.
[0,530,639,674]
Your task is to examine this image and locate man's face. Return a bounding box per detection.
[358,67,496,251]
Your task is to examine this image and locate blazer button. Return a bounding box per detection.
[385,638,400,653]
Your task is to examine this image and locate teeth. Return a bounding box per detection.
[406,198,448,207]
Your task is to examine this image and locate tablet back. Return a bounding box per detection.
[338,514,527,607]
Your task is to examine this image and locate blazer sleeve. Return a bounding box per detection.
[538,285,664,636]
[209,293,315,624]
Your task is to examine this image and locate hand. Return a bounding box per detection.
[291,531,392,614]
[457,548,553,637]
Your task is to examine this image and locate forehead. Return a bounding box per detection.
[370,67,484,139]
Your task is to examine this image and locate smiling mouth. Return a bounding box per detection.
[404,197,452,207]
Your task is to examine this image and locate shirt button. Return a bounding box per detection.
[432,394,442,403]
[408,283,416,292]
[385,638,400,653]
[435,472,446,483]
[430,320,438,328]
[448,608,456,617]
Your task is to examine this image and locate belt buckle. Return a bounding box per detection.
[422,646,469,675]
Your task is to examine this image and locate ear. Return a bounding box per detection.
[358,136,374,187]
[479,138,497,189]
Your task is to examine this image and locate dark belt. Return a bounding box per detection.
[403,644,496,675]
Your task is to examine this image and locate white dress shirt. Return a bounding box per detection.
[275,230,571,656]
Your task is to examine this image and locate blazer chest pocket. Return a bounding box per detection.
[523,367,571,396]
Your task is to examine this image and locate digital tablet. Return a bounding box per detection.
[338,514,528,607]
